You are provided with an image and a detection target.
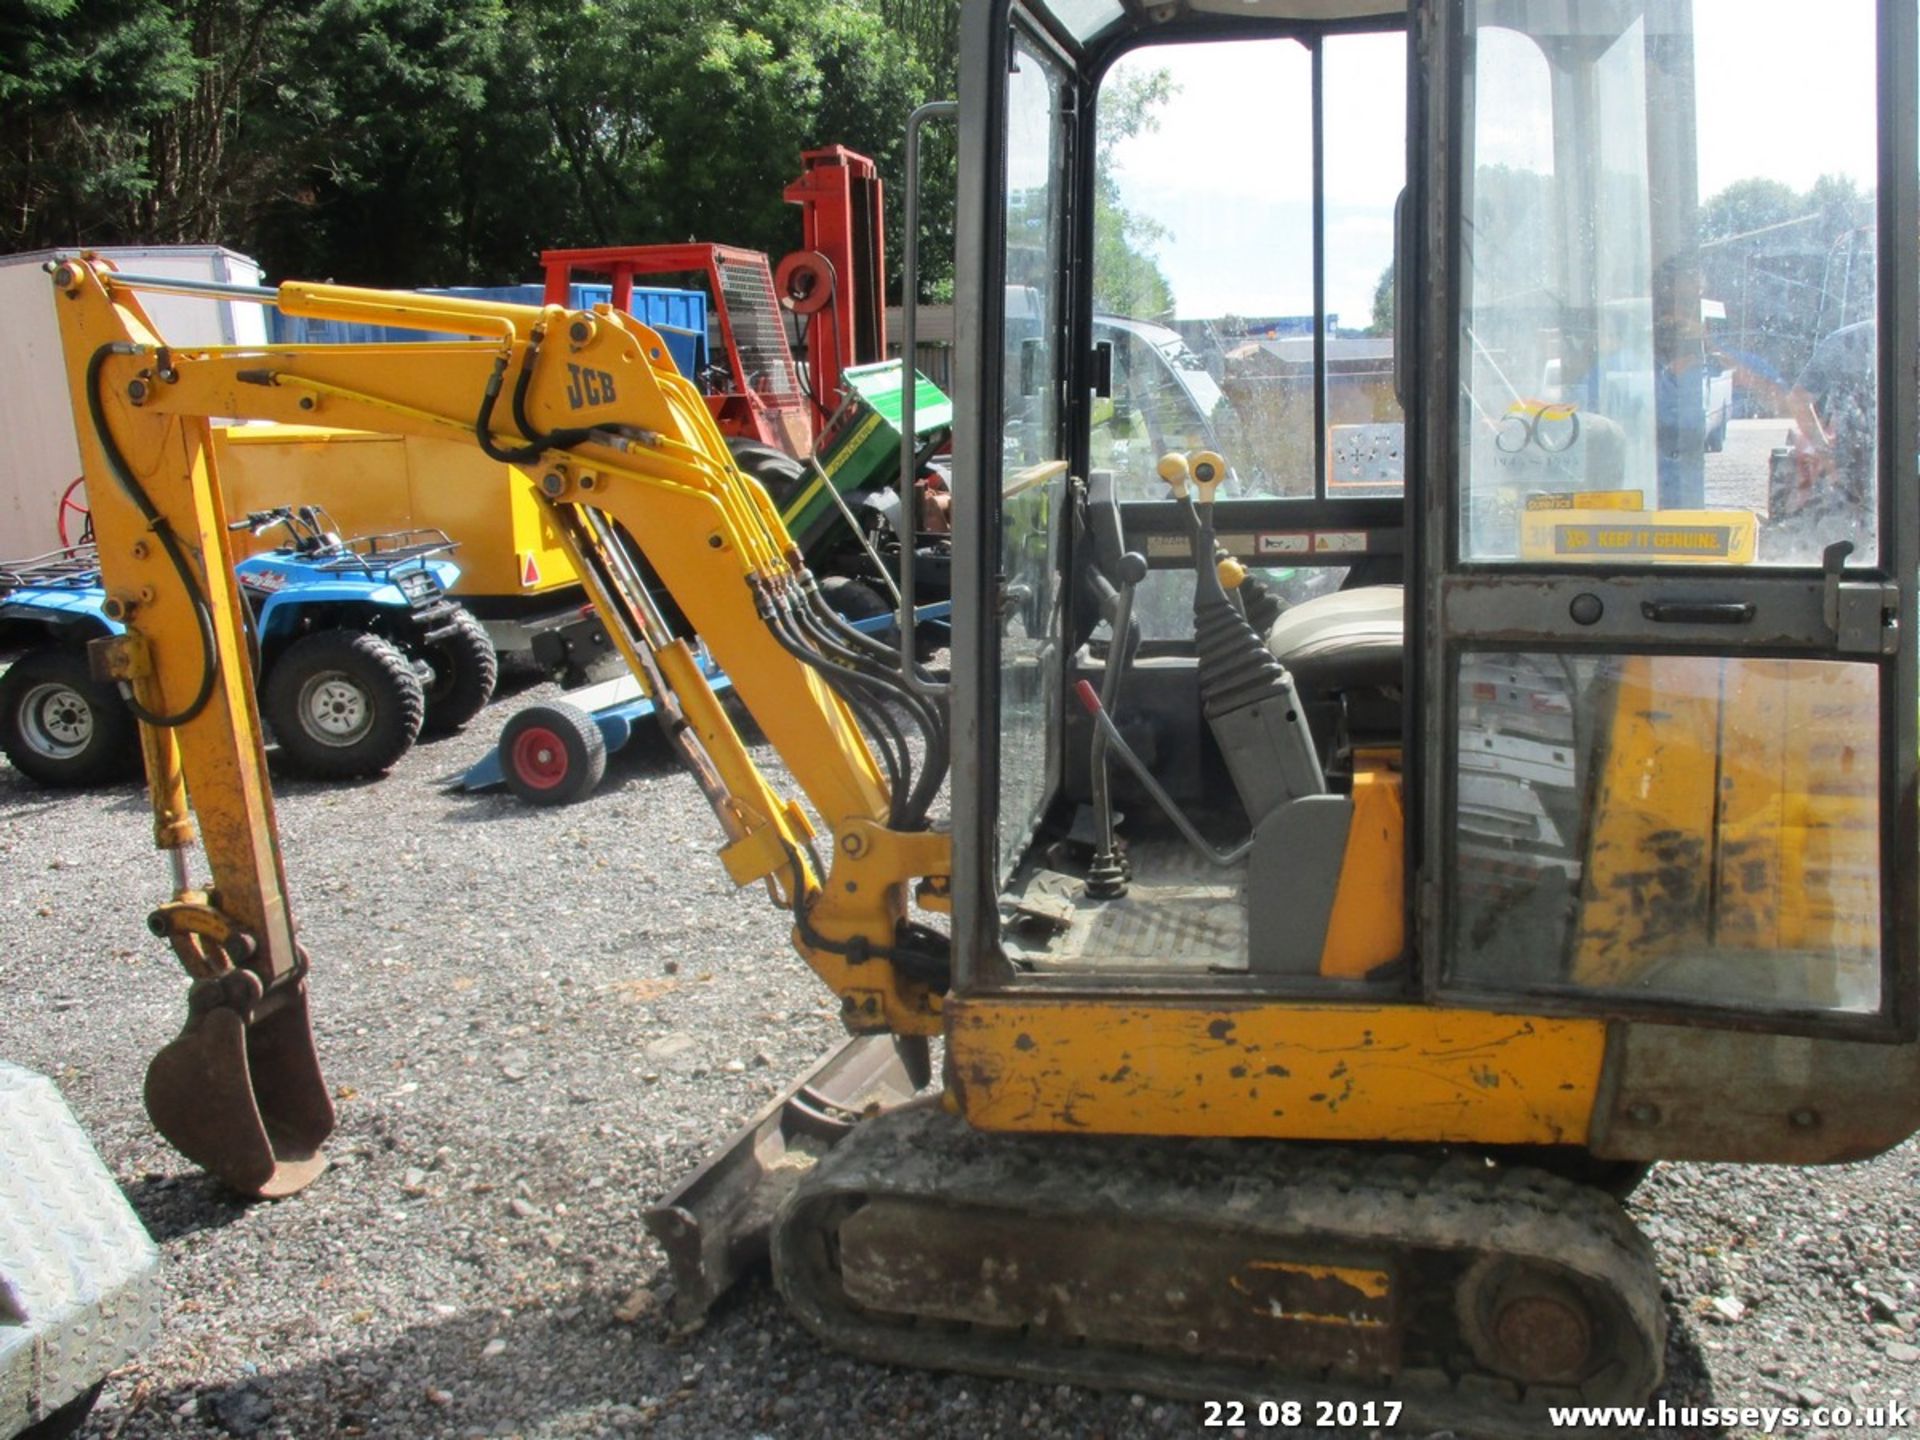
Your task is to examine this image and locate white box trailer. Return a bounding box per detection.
[0,246,268,559]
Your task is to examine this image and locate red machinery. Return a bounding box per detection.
[539,149,891,462]
[779,145,888,438]
[540,243,813,458]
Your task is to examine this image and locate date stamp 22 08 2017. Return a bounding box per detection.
[1201,1399,1404,1430]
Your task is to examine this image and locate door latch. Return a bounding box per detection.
[1821,541,1900,655]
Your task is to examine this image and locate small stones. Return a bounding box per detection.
[211,1383,274,1437]
[613,1287,658,1324]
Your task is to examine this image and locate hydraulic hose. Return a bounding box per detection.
[789,581,949,763]
[802,573,944,690]
[474,333,592,465]
[762,596,914,827]
[510,326,595,453]
[782,589,948,828]
[85,344,218,728]
[474,353,547,464]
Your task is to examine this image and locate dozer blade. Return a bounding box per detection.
[645,1033,929,1324]
[143,969,334,1199]
[773,1104,1666,1440]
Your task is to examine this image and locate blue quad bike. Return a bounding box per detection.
[0,507,497,786]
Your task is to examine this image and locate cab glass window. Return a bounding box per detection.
[1458,1,1882,566]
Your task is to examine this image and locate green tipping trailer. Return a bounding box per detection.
[778,360,953,551]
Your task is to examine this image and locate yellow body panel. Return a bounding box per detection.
[1232,1263,1394,1327]
[1573,656,1880,993]
[1319,766,1405,979]
[214,425,577,597]
[946,999,1606,1145]
[1571,656,1725,987]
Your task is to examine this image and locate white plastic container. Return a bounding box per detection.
[0,246,268,558]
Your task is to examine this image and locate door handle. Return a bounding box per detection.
[1638,600,1755,625]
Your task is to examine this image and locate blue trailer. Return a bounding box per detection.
[464,601,953,805]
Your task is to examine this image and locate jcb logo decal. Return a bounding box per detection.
[565,364,617,409]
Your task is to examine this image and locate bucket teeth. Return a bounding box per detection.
[143,970,334,1199]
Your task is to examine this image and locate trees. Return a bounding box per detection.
[1092,66,1177,320]
[508,0,938,288]
[1699,173,1876,405]
[1369,261,1394,336]
[0,0,955,298]
[0,0,197,250]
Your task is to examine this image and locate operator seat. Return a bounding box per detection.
[1264,584,1404,754]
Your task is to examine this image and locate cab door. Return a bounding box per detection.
[1420,0,1917,1035]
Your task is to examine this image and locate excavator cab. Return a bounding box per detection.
[759,0,1919,1421]
[943,0,1915,1092]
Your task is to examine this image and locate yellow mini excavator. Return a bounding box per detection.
[44,0,1916,1432]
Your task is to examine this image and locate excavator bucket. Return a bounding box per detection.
[645,1033,928,1322]
[143,969,334,1199]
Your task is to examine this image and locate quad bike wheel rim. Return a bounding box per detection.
[510,727,568,789]
[297,670,374,746]
[20,681,94,758]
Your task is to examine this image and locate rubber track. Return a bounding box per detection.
[773,1102,1665,1439]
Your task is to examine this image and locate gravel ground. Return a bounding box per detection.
[4,656,1920,1440]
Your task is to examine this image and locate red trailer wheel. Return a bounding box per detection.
[498,702,607,806]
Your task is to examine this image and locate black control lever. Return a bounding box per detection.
[1087,551,1148,899]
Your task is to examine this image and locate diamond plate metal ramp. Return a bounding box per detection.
[0,1062,161,1438]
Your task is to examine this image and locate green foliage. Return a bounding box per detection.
[0,0,197,248]
[1699,176,1801,242]
[504,0,940,287]
[1370,261,1394,336]
[1092,66,1176,320]
[0,0,954,298]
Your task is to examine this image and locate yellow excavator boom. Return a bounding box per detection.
[48,255,950,1196]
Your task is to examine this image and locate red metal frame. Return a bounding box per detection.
[539,243,813,457]
[539,147,887,458]
[782,147,888,438]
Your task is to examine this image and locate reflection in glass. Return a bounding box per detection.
[998,38,1068,882]
[1088,32,1409,502]
[1452,652,1880,1014]
[1459,1,1880,566]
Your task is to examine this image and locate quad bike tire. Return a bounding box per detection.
[263,630,424,778]
[420,606,499,736]
[498,701,606,806]
[0,645,140,788]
